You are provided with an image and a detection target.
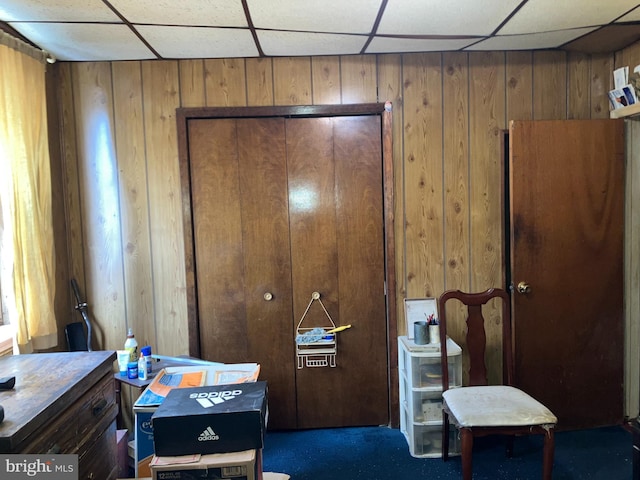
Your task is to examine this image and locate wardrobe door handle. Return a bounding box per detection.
[516,281,531,294]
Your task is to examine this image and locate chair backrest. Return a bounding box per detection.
[438,288,513,390]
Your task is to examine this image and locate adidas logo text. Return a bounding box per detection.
[190,389,242,408]
[190,389,243,399]
[198,426,219,442]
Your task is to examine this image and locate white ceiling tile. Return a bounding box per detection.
[248,0,382,33]
[109,0,247,27]
[499,0,638,34]
[617,6,640,22]
[366,36,477,54]
[8,23,155,61]
[465,27,599,51]
[258,30,368,56]
[377,0,522,36]
[0,0,636,61]
[138,26,259,59]
[0,0,119,22]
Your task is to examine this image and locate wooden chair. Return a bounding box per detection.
[438,288,557,480]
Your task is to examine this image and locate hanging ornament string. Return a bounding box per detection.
[296,292,335,331]
[295,292,339,368]
[296,291,336,343]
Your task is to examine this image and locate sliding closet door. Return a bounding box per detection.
[189,117,297,429]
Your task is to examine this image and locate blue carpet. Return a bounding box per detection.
[262,425,632,479]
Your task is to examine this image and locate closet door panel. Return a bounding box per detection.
[190,119,248,353]
[190,117,297,428]
[287,117,340,428]
[287,117,339,327]
[334,115,388,423]
[237,118,297,429]
[288,116,388,428]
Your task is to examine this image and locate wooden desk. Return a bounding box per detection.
[0,351,117,480]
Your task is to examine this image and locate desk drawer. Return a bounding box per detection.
[22,372,115,454]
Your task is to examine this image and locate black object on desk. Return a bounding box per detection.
[0,376,15,421]
[0,376,15,390]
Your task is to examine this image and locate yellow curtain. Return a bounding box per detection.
[0,42,57,353]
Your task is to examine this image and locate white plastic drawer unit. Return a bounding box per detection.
[398,335,462,458]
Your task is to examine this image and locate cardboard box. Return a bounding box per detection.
[151,449,259,480]
[132,363,261,476]
[134,406,156,478]
[152,382,268,456]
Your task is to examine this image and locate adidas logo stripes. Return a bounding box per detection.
[196,396,225,408]
[198,426,219,442]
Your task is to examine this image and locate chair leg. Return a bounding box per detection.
[460,428,473,480]
[442,411,450,462]
[542,428,555,480]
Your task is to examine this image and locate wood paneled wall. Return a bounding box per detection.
[50,49,618,426]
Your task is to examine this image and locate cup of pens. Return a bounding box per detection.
[426,314,440,344]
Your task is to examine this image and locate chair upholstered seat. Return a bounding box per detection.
[443,385,558,428]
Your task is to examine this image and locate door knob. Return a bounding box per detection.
[516,282,531,294]
[263,292,273,301]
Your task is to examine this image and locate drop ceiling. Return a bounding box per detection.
[1,0,640,62]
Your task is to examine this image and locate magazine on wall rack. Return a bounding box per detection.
[609,83,638,110]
